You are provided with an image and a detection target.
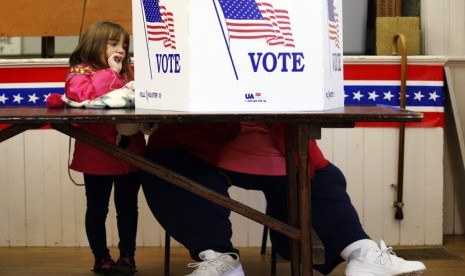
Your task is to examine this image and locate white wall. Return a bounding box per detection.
[0,124,444,247]
[422,0,465,235]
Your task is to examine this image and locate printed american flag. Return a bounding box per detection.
[142,0,176,49]
[327,0,340,48]
[344,64,444,127]
[0,66,67,108]
[218,0,295,47]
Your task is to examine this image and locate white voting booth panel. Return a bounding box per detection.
[133,0,344,112]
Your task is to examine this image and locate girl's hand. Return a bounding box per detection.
[108,53,123,73]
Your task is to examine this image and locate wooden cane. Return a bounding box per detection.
[392,33,407,220]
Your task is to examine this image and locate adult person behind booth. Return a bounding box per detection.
[64,21,146,276]
[140,122,426,276]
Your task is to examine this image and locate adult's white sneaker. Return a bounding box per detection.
[186,249,245,276]
[345,240,426,276]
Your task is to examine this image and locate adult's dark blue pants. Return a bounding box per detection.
[140,148,370,274]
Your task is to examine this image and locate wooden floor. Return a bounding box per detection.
[0,235,464,275]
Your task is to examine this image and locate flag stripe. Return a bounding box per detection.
[345,80,444,86]
[344,64,444,128]
[344,64,444,81]
[344,85,444,106]
[0,87,65,106]
[143,0,176,49]
[219,0,295,47]
[328,0,340,48]
[0,82,64,88]
[0,67,68,82]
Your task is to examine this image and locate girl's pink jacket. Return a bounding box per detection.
[65,65,146,175]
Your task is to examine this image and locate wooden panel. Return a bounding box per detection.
[43,131,62,246]
[362,130,384,238]
[0,134,27,246]
[7,135,27,246]
[138,192,163,246]
[321,127,443,246]
[0,0,132,37]
[330,129,348,175]
[75,180,88,247]
[422,0,447,55]
[59,135,81,246]
[422,0,465,235]
[381,128,401,243]
[346,129,365,218]
[107,191,118,247]
[230,188,249,246]
[0,127,444,246]
[424,128,444,244]
[447,65,465,234]
[0,134,8,245]
[229,189,272,247]
[400,128,427,245]
[449,0,465,55]
[25,130,46,245]
[246,190,267,247]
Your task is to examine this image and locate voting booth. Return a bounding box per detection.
[132,0,344,112]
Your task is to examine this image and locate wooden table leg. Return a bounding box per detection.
[295,123,322,276]
[297,123,312,276]
[285,124,301,276]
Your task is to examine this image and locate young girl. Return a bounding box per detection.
[65,21,146,275]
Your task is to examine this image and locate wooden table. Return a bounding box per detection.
[0,106,422,276]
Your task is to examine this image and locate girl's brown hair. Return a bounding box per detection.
[69,21,133,78]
